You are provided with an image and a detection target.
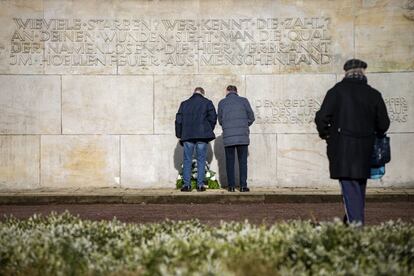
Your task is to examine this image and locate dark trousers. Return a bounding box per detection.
[339,179,367,225]
[225,145,248,188]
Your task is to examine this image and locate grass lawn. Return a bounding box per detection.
[0,212,413,275]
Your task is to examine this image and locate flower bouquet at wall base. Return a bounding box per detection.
[176,159,220,189]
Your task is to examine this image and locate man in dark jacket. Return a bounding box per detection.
[315,59,390,225]
[175,87,217,192]
[218,85,255,192]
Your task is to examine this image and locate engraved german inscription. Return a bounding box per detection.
[9,17,332,69]
[385,97,408,123]
[254,96,409,125]
[253,97,322,125]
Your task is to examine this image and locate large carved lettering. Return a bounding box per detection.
[385,97,409,123]
[9,17,332,68]
[253,97,322,125]
[253,96,409,125]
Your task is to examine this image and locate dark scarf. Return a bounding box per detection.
[344,69,367,83]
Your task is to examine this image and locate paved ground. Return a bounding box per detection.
[1,202,413,225]
[1,187,413,204]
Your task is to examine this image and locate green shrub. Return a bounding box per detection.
[0,212,413,276]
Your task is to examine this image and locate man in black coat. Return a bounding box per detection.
[315,59,390,225]
[218,85,255,192]
[175,87,217,192]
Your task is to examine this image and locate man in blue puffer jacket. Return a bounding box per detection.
[218,85,255,192]
[175,87,217,192]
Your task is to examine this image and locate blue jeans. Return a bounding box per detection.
[340,179,367,225]
[183,141,207,188]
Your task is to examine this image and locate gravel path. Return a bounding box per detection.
[1,202,413,225]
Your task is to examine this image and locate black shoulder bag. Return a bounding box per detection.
[371,135,391,167]
[370,134,390,179]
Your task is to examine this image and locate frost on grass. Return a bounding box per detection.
[0,212,413,276]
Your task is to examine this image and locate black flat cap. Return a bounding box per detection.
[343,59,368,71]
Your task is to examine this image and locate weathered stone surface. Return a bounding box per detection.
[0,0,354,75]
[197,0,354,74]
[1,0,412,74]
[247,134,278,187]
[210,134,277,188]
[115,0,200,74]
[42,0,117,74]
[121,135,180,188]
[0,0,413,191]
[121,134,276,188]
[62,76,153,134]
[0,135,40,189]
[277,134,336,188]
[355,0,414,72]
[0,0,44,74]
[369,133,414,188]
[0,75,61,134]
[367,72,414,133]
[154,74,245,135]
[41,135,120,187]
[247,74,336,134]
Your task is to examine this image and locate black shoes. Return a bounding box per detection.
[181,186,206,192]
[180,186,191,192]
[343,214,348,226]
[197,186,206,192]
[181,185,249,192]
[227,187,249,192]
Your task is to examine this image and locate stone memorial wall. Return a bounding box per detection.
[0,0,413,190]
